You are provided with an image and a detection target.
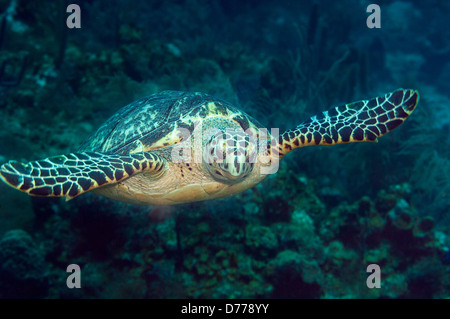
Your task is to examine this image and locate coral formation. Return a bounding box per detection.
[0,229,49,298]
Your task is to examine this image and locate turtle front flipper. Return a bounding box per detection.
[0,152,166,200]
[274,88,419,157]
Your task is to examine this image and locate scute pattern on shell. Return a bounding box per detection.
[79,91,208,155]
[79,91,263,156]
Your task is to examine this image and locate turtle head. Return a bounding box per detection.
[203,129,256,182]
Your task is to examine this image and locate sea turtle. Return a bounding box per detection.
[0,89,419,205]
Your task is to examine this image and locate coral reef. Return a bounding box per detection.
[1,167,446,299]
[0,229,49,298]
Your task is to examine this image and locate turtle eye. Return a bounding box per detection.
[203,130,256,182]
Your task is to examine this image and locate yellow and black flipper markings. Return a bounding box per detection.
[273,88,419,157]
[0,152,166,200]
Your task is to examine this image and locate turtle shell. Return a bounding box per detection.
[79,91,262,155]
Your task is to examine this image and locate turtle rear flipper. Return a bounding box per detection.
[0,152,166,200]
[275,88,419,156]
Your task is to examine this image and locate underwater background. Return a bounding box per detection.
[0,0,449,299]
